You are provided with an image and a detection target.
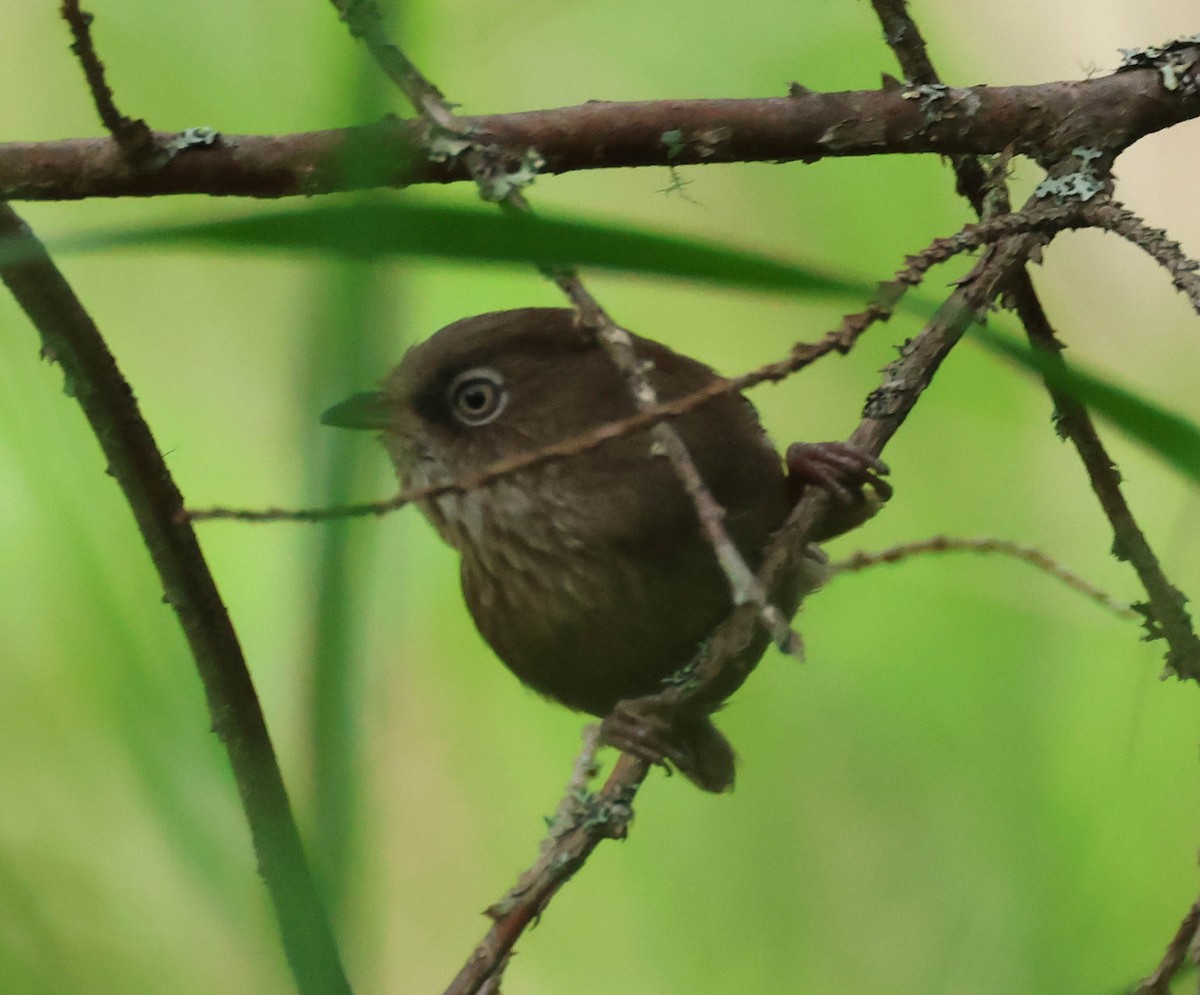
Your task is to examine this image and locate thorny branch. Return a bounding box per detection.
[870,5,1200,990]
[1083,200,1200,314]
[18,2,1200,992]
[1017,280,1200,681]
[445,751,646,995]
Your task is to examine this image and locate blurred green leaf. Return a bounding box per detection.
[51,198,873,298]
[9,189,1198,488]
[12,191,1197,491]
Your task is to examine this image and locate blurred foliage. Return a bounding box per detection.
[2,2,1200,994]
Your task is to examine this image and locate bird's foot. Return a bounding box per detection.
[785,441,892,503]
[600,700,735,793]
[785,441,892,541]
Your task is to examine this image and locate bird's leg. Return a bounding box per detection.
[785,441,892,541]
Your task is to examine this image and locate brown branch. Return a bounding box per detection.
[1134,895,1200,994]
[58,1,160,168]
[328,2,456,131]
[1032,201,1200,683]
[870,0,939,83]
[4,58,1200,200]
[868,0,998,214]
[1015,268,1200,680]
[0,203,352,994]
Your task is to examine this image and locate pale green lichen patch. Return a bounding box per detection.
[1035,147,1105,202]
[165,126,220,154]
[478,148,544,202]
[1117,34,1200,91]
[427,132,473,162]
[1118,34,1200,70]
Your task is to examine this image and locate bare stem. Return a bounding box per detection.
[0,204,351,994]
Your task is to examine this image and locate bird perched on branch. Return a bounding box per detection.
[323,308,889,791]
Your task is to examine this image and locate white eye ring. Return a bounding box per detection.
[447,367,508,426]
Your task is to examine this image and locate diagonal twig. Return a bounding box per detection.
[1133,895,1200,994]
[0,203,352,995]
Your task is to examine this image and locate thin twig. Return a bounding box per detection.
[1133,895,1200,994]
[870,0,942,85]
[831,536,1138,622]
[58,1,161,167]
[1082,200,1200,315]
[0,204,351,994]
[538,726,603,844]
[1017,267,1200,679]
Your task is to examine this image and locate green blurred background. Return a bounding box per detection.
[3,2,1200,992]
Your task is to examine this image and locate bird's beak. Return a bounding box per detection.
[320,391,396,430]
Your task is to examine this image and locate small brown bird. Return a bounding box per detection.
[323,308,888,791]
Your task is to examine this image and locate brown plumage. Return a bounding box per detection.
[323,308,888,791]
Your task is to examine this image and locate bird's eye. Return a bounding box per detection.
[447,367,508,426]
